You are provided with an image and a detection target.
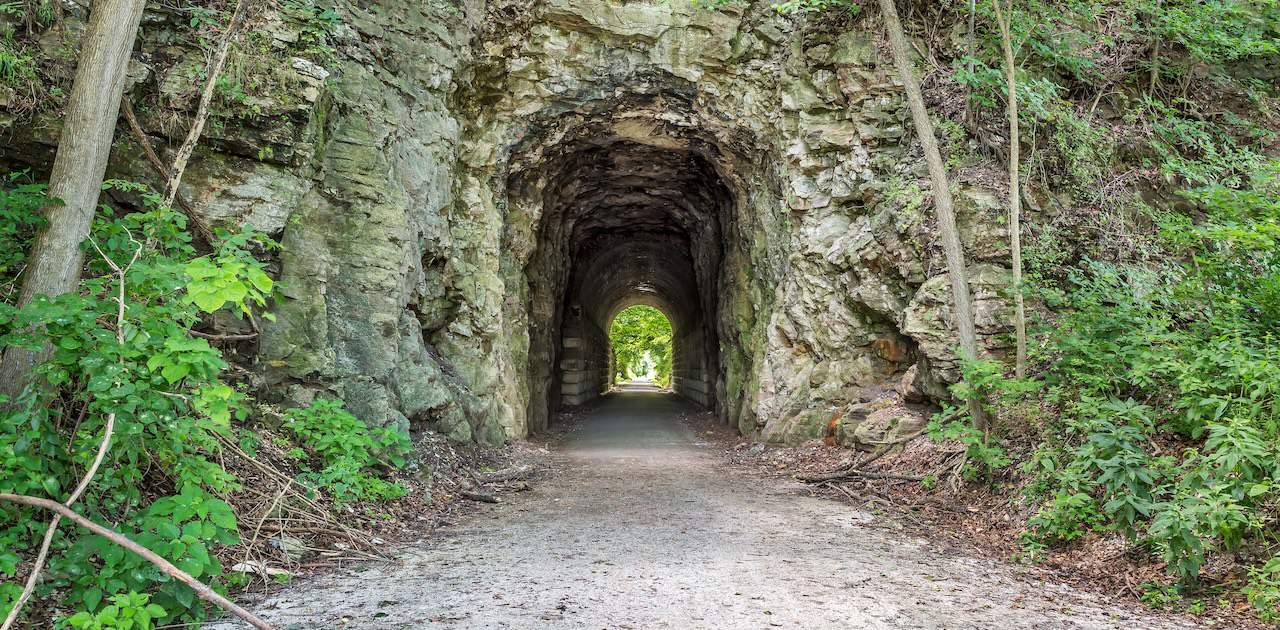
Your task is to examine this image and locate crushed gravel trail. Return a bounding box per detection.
[213,387,1204,629]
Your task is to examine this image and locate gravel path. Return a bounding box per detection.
[213,387,1204,629]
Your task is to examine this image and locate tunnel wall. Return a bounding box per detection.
[671,326,711,407]
[559,309,609,407]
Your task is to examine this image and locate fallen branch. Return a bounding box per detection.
[0,494,275,630]
[849,471,925,482]
[796,444,896,483]
[799,468,924,484]
[460,490,499,504]
[475,465,532,484]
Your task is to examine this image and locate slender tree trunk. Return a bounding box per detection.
[876,0,989,431]
[0,0,146,396]
[964,0,977,129]
[1148,0,1163,94]
[991,0,1026,379]
[164,0,252,208]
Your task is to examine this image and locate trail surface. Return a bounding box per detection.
[214,386,1202,629]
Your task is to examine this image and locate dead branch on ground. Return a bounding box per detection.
[0,493,275,630]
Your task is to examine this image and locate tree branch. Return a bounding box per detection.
[0,493,275,630]
[163,0,253,208]
[120,99,216,245]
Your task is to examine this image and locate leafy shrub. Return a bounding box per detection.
[927,359,1020,481]
[1025,488,1105,545]
[0,173,46,296]
[57,486,239,622]
[1244,556,1280,623]
[283,400,410,504]
[1024,161,1280,587]
[927,415,1012,481]
[64,592,166,630]
[1140,98,1273,188]
[1151,0,1280,65]
[0,184,273,624]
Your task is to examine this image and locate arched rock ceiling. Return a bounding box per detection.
[537,136,734,333]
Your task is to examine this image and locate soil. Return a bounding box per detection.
[209,386,1214,629]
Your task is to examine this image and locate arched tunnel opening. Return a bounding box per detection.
[607,305,673,387]
[508,102,750,434]
[542,140,729,421]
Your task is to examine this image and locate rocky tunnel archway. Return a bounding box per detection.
[515,125,736,430]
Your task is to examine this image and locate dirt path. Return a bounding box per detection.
[213,387,1204,629]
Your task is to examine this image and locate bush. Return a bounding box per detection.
[0,178,417,626]
[64,592,166,630]
[1023,161,1280,587]
[283,400,410,504]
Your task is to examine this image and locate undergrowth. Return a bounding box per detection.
[0,181,412,628]
[980,160,1280,618]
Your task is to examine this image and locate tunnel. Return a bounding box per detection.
[507,95,750,434]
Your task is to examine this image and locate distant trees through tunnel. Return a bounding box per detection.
[608,306,673,387]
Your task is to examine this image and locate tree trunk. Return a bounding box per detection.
[991,0,1026,380]
[0,0,146,397]
[164,0,253,209]
[964,0,977,129]
[876,0,989,431]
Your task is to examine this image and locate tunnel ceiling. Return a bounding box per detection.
[540,137,733,330]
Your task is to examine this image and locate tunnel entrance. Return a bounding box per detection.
[504,94,757,435]
[540,139,726,418]
[607,305,673,388]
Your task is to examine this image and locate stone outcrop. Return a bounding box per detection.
[0,0,1017,447]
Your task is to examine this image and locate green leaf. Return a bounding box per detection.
[83,586,103,611]
[247,267,273,293]
[160,362,191,384]
[191,291,227,313]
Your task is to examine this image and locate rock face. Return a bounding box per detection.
[0,0,1016,447]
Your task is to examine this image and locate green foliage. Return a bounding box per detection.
[927,416,1011,481]
[281,0,341,60]
[0,172,46,297]
[64,592,166,630]
[770,0,858,14]
[927,358,1017,480]
[1139,98,1274,188]
[1024,488,1104,545]
[1151,0,1280,65]
[1244,556,1280,623]
[0,182,273,625]
[59,486,239,623]
[608,305,673,387]
[1023,161,1280,590]
[283,400,410,504]
[0,43,41,114]
[0,3,53,112]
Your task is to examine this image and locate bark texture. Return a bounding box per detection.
[876,0,988,429]
[0,0,146,396]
